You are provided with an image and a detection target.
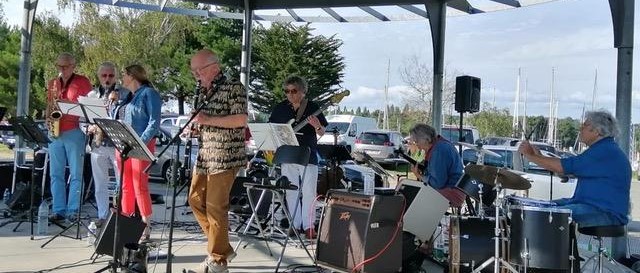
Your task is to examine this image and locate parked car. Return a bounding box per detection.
[148,125,198,182]
[441,125,481,145]
[353,130,405,162]
[317,115,378,152]
[1,131,15,149]
[461,144,576,200]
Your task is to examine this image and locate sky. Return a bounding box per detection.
[3,0,640,122]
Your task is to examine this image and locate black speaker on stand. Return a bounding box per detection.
[455,75,481,216]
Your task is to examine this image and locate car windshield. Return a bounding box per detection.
[325,122,350,134]
[441,128,473,144]
[358,132,389,145]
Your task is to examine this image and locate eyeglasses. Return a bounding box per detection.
[191,62,217,76]
[284,88,298,95]
[56,63,74,69]
[100,74,115,78]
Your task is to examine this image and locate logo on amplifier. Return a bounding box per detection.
[339,211,351,221]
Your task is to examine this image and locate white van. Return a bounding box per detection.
[317,115,378,151]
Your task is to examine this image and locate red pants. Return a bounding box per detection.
[116,140,155,217]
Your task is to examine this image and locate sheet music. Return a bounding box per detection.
[248,123,299,151]
[57,101,84,117]
[78,96,105,106]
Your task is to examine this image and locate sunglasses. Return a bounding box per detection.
[284,88,298,94]
[100,74,115,78]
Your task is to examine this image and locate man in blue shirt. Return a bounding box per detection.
[409,123,465,207]
[519,110,631,228]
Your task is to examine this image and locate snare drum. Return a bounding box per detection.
[508,205,572,270]
[505,195,556,208]
[449,217,508,273]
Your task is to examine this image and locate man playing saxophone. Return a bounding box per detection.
[46,52,92,222]
[86,61,130,227]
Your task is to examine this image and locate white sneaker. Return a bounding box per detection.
[186,257,212,273]
[207,262,229,273]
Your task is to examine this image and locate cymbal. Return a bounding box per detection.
[456,142,502,158]
[464,164,531,190]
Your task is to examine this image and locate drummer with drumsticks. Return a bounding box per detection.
[518,110,630,229]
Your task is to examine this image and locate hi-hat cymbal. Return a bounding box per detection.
[464,164,531,190]
[456,142,502,158]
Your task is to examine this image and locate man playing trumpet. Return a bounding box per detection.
[86,61,130,227]
[46,53,92,222]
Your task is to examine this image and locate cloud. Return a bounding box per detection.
[339,85,409,110]
[498,27,612,61]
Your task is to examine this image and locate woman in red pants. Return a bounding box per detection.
[118,64,162,241]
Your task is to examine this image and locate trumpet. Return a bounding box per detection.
[46,76,62,138]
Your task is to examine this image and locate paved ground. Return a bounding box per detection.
[0,179,639,272]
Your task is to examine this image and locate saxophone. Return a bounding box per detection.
[47,76,63,138]
[91,89,118,147]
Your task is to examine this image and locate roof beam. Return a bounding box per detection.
[322,7,348,22]
[286,8,304,22]
[448,0,484,14]
[358,6,390,21]
[398,5,428,19]
[489,0,521,8]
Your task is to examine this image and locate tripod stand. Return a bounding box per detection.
[41,100,106,248]
[471,170,518,273]
[93,118,155,273]
[0,116,50,239]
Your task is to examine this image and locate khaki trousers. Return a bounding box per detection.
[189,168,239,263]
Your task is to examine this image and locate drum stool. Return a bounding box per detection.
[578,225,625,273]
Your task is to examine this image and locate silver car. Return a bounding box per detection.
[148,125,198,182]
[353,130,405,162]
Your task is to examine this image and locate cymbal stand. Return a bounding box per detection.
[471,171,518,273]
[477,183,485,218]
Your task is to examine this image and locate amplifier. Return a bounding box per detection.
[316,190,403,273]
[94,211,146,258]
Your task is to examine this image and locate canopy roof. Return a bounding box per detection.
[79,0,555,23]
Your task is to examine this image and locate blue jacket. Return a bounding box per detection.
[561,137,631,224]
[124,84,161,143]
[422,138,463,189]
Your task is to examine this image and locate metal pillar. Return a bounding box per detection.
[609,0,634,260]
[425,0,447,134]
[240,0,253,93]
[15,0,38,167]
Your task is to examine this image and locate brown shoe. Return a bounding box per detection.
[304,228,317,240]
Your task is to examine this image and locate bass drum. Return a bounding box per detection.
[508,205,572,270]
[449,217,508,273]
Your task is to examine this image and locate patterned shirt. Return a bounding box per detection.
[195,76,248,175]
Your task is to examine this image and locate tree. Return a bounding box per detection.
[556,117,579,149]
[399,54,460,125]
[249,23,345,113]
[467,103,512,138]
[72,2,199,113]
[0,23,21,117]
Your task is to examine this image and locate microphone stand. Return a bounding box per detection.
[144,82,214,273]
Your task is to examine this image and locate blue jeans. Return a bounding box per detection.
[48,128,86,217]
[554,198,625,228]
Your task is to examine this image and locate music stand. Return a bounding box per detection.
[92,118,155,273]
[41,100,110,248]
[1,116,50,239]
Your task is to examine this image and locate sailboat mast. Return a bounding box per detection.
[513,68,521,137]
[383,59,390,130]
[547,67,556,145]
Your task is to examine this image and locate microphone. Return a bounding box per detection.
[193,80,201,110]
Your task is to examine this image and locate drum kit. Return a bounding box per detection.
[451,163,575,273]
